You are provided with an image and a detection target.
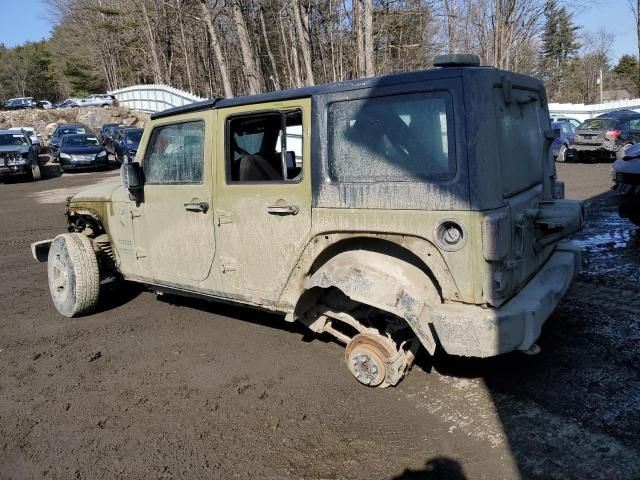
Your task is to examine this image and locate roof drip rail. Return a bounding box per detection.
[150,97,223,120]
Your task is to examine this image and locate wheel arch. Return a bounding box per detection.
[286,235,456,355]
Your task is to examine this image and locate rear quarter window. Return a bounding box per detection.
[327,91,455,183]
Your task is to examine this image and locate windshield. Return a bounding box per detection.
[0,134,28,146]
[56,127,87,136]
[62,135,100,147]
[126,131,143,144]
[580,119,615,130]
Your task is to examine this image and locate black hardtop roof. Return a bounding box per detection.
[151,65,500,120]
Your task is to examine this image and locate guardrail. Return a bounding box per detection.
[108,84,205,113]
[549,98,640,121]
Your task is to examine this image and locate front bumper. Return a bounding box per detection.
[429,242,582,358]
[0,164,30,176]
[61,158,108,170]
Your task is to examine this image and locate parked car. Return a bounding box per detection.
[31,54,584,388]
[112,127,143,163]
[99,123,124,144]
[9,127,43,154]
[551,121,575,163]
[58,133,108,172]
[0,129,41,181]
[48,123,92,159]
[612,143,640,226]
[36,100,53,109]
[104,125,126,155]
[76,94,117,108]
[3,97,35,110]
[550,115,582,129]
[53,98,81,109]
[568,110,640,162]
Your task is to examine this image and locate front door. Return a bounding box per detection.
[133,115,215,284]
[214,99,312,303]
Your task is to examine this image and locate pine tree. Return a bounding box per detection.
[541,0,580,101]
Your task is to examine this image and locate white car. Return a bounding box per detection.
[9,127,43,153]
[76,94,117,108]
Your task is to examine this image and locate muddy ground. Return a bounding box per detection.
[0,161,638,479]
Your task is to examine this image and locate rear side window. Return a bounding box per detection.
[144,121,204,184]
[327,92,454,182]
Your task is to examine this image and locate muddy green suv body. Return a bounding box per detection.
[33,56,584,387]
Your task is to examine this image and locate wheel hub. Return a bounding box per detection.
[345,333,398,387]
[49,253,70,303]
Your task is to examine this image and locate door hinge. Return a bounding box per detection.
[130,210,142,219]
[135,247,147,259]
[221,260,237,273]
[216,209,233,226]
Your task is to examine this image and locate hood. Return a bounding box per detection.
[71,181,122,203]
[61,146,104,155]
[0,145,29,154]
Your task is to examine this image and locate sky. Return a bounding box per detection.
[0,0,636,64]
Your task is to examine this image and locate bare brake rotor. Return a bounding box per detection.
[345,333,406,388]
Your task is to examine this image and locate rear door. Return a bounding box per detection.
[213,99,312,303]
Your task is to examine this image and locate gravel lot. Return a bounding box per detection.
[0,162,638,479]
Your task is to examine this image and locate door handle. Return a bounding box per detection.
[184,201,209,213]
[267,204,299,215]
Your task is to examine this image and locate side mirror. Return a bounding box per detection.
[121,161,143,197]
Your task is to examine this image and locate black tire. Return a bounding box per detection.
[556,144,567,163]
[617,144,633,160]
[30,163,41,181]
[47,233,100,317]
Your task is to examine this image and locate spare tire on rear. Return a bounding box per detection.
[47,233,100,317]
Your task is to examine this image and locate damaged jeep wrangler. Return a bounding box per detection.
[32,54,584,387]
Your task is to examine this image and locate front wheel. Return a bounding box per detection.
[47,233,100,317]
[30,163,41,181]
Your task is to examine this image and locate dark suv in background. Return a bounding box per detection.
[569,109,640,162]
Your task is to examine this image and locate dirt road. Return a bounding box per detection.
[0,163,638,479]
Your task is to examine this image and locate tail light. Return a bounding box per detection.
[482,212,511,261]
[605,129,621,139]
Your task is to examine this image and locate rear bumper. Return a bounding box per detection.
[430,242,581,358]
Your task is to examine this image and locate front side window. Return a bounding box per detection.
[144,121,204,184]
[327,92,454,183]
[227,110,303,182]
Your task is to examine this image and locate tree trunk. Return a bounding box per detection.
[292,0,315,85]
[176,0,194,93]
[139,1,164,84]
[259,7,280,90]
[637,0,640,96]
[199,0,233,98]
[231,0,264,94]
[363,0,374,76]
[355,0,365,76]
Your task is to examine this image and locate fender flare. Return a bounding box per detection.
[304,250,441,354]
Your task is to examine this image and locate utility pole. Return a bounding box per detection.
[598,69,603,104]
